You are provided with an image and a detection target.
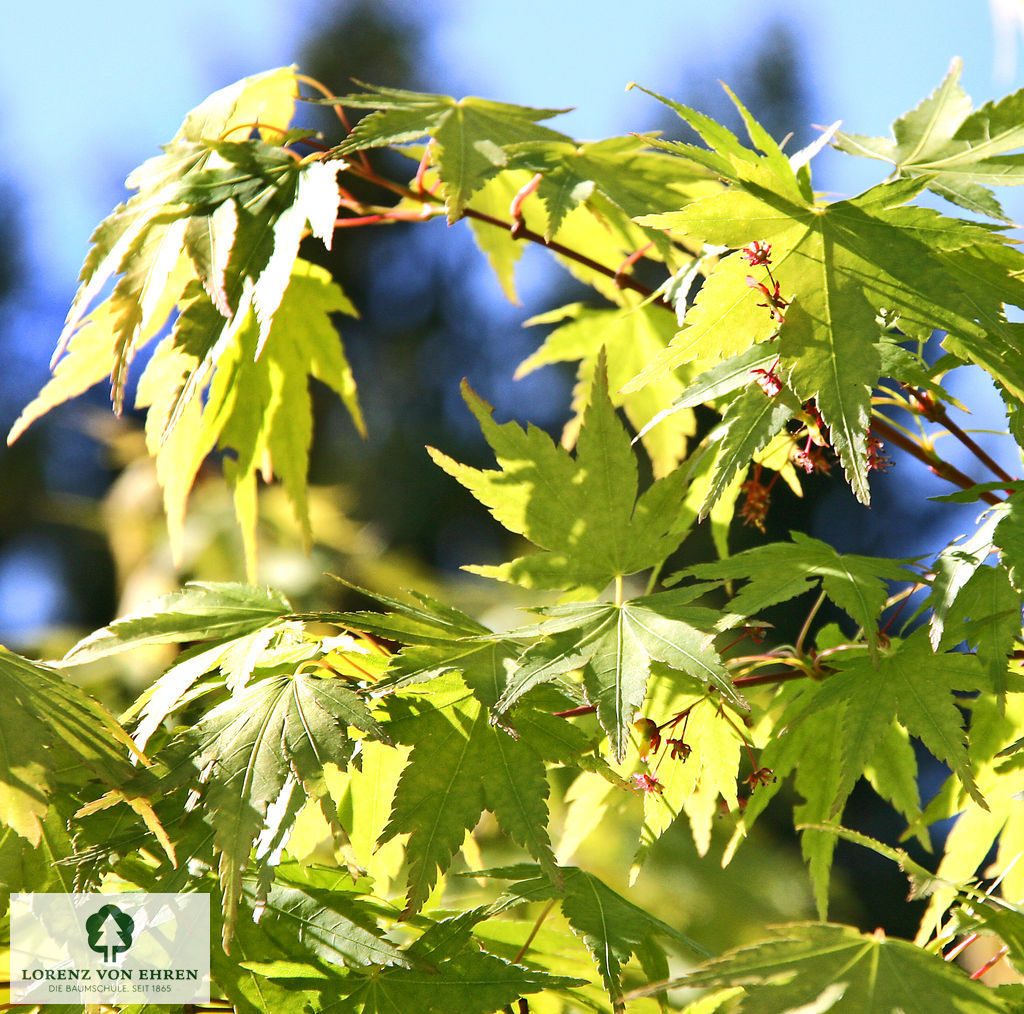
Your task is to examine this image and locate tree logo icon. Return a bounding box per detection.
[85,904,136,962]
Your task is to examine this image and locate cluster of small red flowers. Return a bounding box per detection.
[867,433,892,472]
[751,365,782,398]
[745,766,776,790]
[738,474,772,531]
[667,738,691,760]
[746,276,789,321]
[631,772,664,795]
[793,443,831,475]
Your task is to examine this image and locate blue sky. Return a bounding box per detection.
[0,0,1022,635]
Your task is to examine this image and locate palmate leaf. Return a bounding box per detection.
[10,70,362,573]
[242,881,409,970]
[736,675,923,915]
[325,82,570,221]
[60,581,293,664]
[485,863,708,1013]
[517,302,698,477]
[502,134,713,242]
[913,693,1024,942]
[320,909,585,1014]
[834,57,1024,221]
[185,667,390,945]
[497,590,744,760]
[0,648,138,846]
[36,67,333,414]
[797,629,986,809]
[651,922,1007,1013]
[684,531,912,658]
[626,90,1024,501]
[135,259,361,574]
[379,668,589,918]
[429,358,693,596]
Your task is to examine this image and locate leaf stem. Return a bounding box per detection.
[513,899,557,963]
[795,590,826,658]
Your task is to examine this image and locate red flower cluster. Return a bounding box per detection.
[793,444,830,475]
[867,433,892,472]
[751,365,782,398]
[746,276,789,321]
[631,772,664,795]
[739,473,773,531]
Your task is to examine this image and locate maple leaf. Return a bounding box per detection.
[37,69,335,415]
[185,667,390,946]
[913,692,1024,942]
[326,83,570,221]
[737,676,923,916]
[700,383,803,517]
[60,581,293,664]
[834,57,1024,221]
[485,863,708,1013]
[517,302,698,477]
[684,531,912,658]
[379,669,588,918]
[796,629,986,810]
[322,909,585,1014]
[625,88,1024,501]
[497,589,745,760]
[135,259,361,575]
[429,358,694,596]
[654,922,1007,1013]
[0,648,138,847]
[503,134,713,242]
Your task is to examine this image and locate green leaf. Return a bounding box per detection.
[684,532,911,657]
[995,493,1024,593]
[503,134,712,242]
[136,259,361,575]
[0,648,136,845]
[321,910,585,1014]
[61,581,292,664]
[700,383,801,517]
[942,564,1020,698]
[929,511,1003,648]
[429,358,693,595]
[835,57,1024,221]
[797,630,986,809]
[380,669,584,917]
[630,95,1024,500]
[519,302,699,477]
[486,863,708,1012]
[657,922,1007,1013]
[498,591,744,760]
[327,83,570,221]
[186,667,389,944]
[247,881,410,969]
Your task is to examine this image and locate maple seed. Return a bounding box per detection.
[633,717,662,760]
[742,240,772,266]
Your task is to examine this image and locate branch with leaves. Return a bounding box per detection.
[6,60,1024,1013]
